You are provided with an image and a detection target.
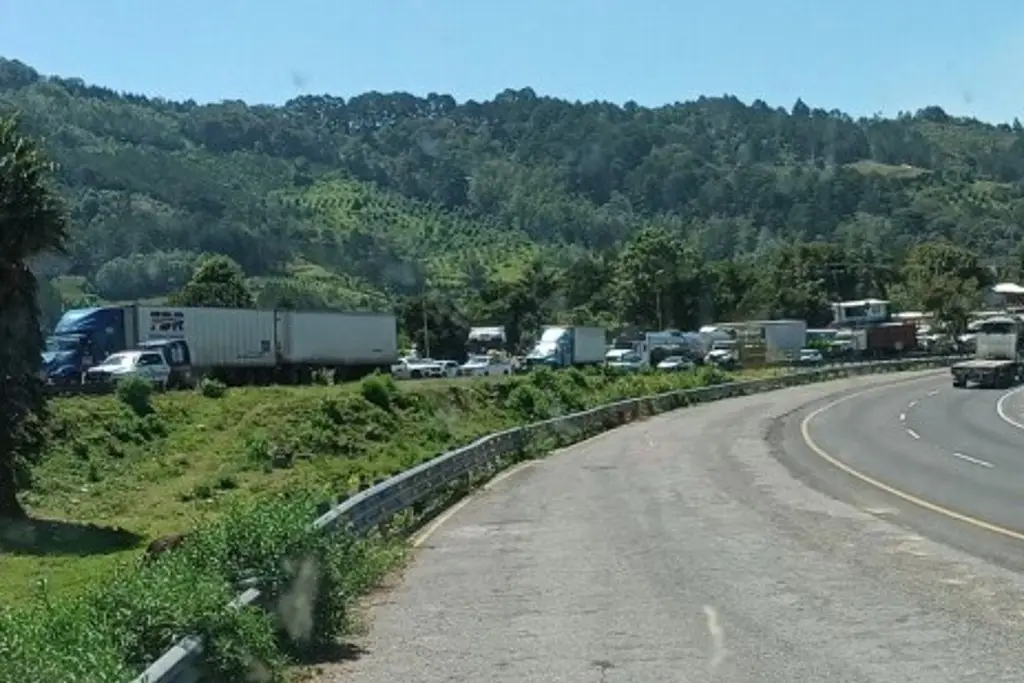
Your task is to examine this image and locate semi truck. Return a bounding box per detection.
[951,315,1023,389]
[525,325,606,369]
[41,305,398,387]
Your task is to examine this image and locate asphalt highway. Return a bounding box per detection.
[317,370,1024,683]
[799,373,1024,552]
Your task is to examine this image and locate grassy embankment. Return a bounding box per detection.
[0,365,783,683]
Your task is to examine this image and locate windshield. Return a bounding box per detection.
[538,328,565,344]
[101,353,133,366]
[661,356,684,363]
[44,336,80,352]
[978,321,1016,335]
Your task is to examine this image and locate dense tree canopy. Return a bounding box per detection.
[1,57,1018,344]
[0,115,67,518]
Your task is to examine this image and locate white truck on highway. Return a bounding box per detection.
[951,315,1023,389]
[524,325,606,369]
[391,357,445,380]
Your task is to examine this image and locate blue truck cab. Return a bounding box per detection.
[43,307,127,385]
[42,306,193,387]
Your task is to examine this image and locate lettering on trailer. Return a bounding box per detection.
[149,310,186,337]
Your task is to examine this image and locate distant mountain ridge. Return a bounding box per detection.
[2,56,1024,312]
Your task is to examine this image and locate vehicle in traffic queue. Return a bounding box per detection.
[459,354,513,377]
[797,348,824,365]
[84,349,173,389]
[391,357,445,379]
[656,355,696,372]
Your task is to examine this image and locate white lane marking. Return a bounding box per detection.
[899,413,906,422]
[926,389,940,397]
[995,385,1024,431]
[908,400,918,409]
[802,383,1024,542]
[953,452,994,469]
[906,428,921,439]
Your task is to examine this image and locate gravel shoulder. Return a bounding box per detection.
[314,370,1024,683]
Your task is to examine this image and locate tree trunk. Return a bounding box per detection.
[0,461,27,519]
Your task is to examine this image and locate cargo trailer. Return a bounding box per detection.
[277,311,398,380]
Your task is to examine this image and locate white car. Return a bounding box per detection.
[798,348,824,364]
[606,352,645,373]
[459,354,513,377]
[391,357,444,380]
[84,350,172,388]
[656,355,696,372]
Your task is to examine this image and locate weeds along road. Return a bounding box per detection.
[318,369,1024,683]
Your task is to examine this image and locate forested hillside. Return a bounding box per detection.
[2,56,1022,348]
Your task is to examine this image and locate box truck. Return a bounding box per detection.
[525,325,606,369]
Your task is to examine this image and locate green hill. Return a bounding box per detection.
[3,57,1024,334]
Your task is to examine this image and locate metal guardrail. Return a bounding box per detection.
[130,356,958,683]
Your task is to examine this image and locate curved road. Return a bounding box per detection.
[317,370,1024,683]
[801,375,1024,535]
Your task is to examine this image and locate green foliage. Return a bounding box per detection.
[359,372,398,411]
[169,254,254,308]
[114,375,154,416]
[198,377,228,399]
[0,492,404,683]
[0,114,68,518]
[0,59,1017,342]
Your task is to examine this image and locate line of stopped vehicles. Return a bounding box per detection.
[38,297,979,394]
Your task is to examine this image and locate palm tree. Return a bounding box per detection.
[0,116,68,518]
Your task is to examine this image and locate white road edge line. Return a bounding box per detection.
[995,385,1024,431]
[801,380,1024,542]
[411,460,536,548]
[899,413,906,422]
[927,389,940,397]
[952,452,994,469]
[906,428,921,440]
[908,400,918,408]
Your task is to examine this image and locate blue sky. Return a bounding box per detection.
[2,0,1023,123]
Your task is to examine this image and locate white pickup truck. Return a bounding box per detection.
[459,354,513,377]
[391,357,444,380]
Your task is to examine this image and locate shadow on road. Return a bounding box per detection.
[0,517,144,556]
[293,641,370,666]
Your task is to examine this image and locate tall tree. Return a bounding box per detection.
[0,116,68,519]
[613,227,704,330]
[170,254,254,308]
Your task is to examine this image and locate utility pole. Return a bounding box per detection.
[654,268,666,330]
[421,280,431,358]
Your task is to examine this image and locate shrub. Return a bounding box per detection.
[114,375,153,416]
[359,372,397,411]
[199,377,227,398]
[0,492,404,682]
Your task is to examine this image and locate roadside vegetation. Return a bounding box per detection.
[0,364,775,683]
